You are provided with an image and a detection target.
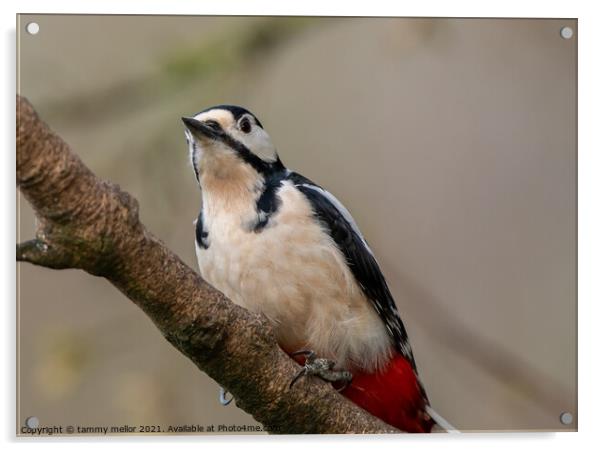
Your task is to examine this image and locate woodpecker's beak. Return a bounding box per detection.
[181,117,220,140]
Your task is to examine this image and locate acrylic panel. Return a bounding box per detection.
[16,15,577,435]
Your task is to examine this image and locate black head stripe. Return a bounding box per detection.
[195,104,264,129]
[218,132,284,176]
[190,105,277,175]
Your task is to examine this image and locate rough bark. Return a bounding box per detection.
[16,95,398,434]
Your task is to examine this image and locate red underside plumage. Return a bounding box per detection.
[340,353,434,433]
[291,352,433,433]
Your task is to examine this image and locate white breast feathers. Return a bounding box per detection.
[195,180,393,372]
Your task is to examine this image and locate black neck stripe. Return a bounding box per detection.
[218,132,284,176]
[188,109,279,176]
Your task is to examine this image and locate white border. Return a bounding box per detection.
[3,1,601,450]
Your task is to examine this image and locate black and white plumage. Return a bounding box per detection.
[182,106,415,370]
[181,105,442,433]
[183,105,415,368]
[286,172,417,368]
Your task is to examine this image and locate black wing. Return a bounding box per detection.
[287,172,417,369]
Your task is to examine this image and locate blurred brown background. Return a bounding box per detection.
[16,16,576,433]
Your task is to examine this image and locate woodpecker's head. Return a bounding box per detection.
[182,105,283,184]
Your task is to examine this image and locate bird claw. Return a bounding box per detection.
[289,349,353,391]
[219,386,234,406]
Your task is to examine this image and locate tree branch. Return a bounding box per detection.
[16,95,398,434]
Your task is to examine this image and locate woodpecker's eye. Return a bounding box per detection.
[239,117,252,134]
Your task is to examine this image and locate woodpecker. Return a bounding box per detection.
[182,105,452,433]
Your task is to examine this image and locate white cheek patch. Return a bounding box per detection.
[252,132,279,163]
[230,127,278,163]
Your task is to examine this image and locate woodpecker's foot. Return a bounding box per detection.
[219,386,234,406]
[289,350,353,392]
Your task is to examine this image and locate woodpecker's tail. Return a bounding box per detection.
[425,405,459,433]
